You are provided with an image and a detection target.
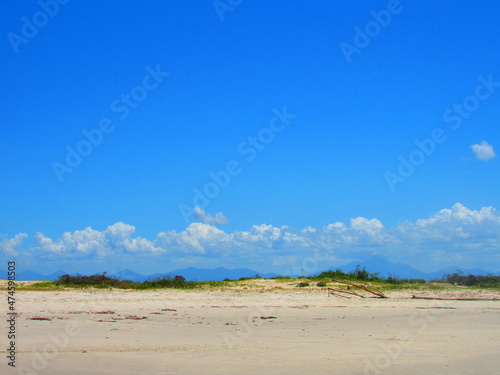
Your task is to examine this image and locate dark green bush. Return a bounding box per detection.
[56,274,195,289]
[56,274,131,288]
[313,266,382,282]
[386,275,426,285]
[442,271,500,288]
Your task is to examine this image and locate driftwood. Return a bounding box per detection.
[330,279,387,298]
[411,295,499,301]
[324,277,500,300]
[328,290,351,299]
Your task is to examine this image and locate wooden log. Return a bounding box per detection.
[328,287,360,298]
[411,295,499,301]
[331,279,387,298]
[328,291,351,299]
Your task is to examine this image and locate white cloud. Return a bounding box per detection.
[3,203,500,273]
[399,203,500,241]
[105,222,163,254]
[0,233,28,256]
[471,141,496,161]
[156,223,232,254]
[192,206,229,225]
[33,223,164,258]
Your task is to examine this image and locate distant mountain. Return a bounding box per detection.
[148,267,277,282]
[46,270,67,281]
[109,269,147,282]
[336,255,430,279]
[9,260,496,282]
[17,270,45,281]
[10,266,276,282]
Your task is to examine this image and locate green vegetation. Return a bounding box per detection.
[386,275,426,285]
[28,274,198,290]
[311,266,382,282]
[16,267,500,291]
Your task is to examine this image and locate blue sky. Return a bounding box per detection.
[1,0,499,276]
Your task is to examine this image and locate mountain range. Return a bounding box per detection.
[1,256,498,281]
[0,266,277,282]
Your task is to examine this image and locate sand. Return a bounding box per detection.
[2,284,499,374]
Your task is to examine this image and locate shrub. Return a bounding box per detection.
[316,281,327,287]
[348,265,381,281]
[313,269,347,279]
[386,275,426,285]
[314,266,381,282]
[296,282,309,287]
[141,276,195,289]
[441,271,500,288]
[56,274,196,289]
[56,274,129,288]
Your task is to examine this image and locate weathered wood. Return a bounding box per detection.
[329,291,351,299]
[328,287,358,298]
[331,279,387,298]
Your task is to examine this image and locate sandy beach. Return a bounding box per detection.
[3,284,500,375]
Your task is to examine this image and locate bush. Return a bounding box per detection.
[316,281,327,287]
[56,274,196,289]
[141,276,195,289]
[296,282,309,287]
[56,274,130,288]
[386,275,426,285]
[348,265,381,281]
[313,266,381,282]
[313,269,347,279]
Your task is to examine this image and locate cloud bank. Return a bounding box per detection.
[1,203,499,274]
